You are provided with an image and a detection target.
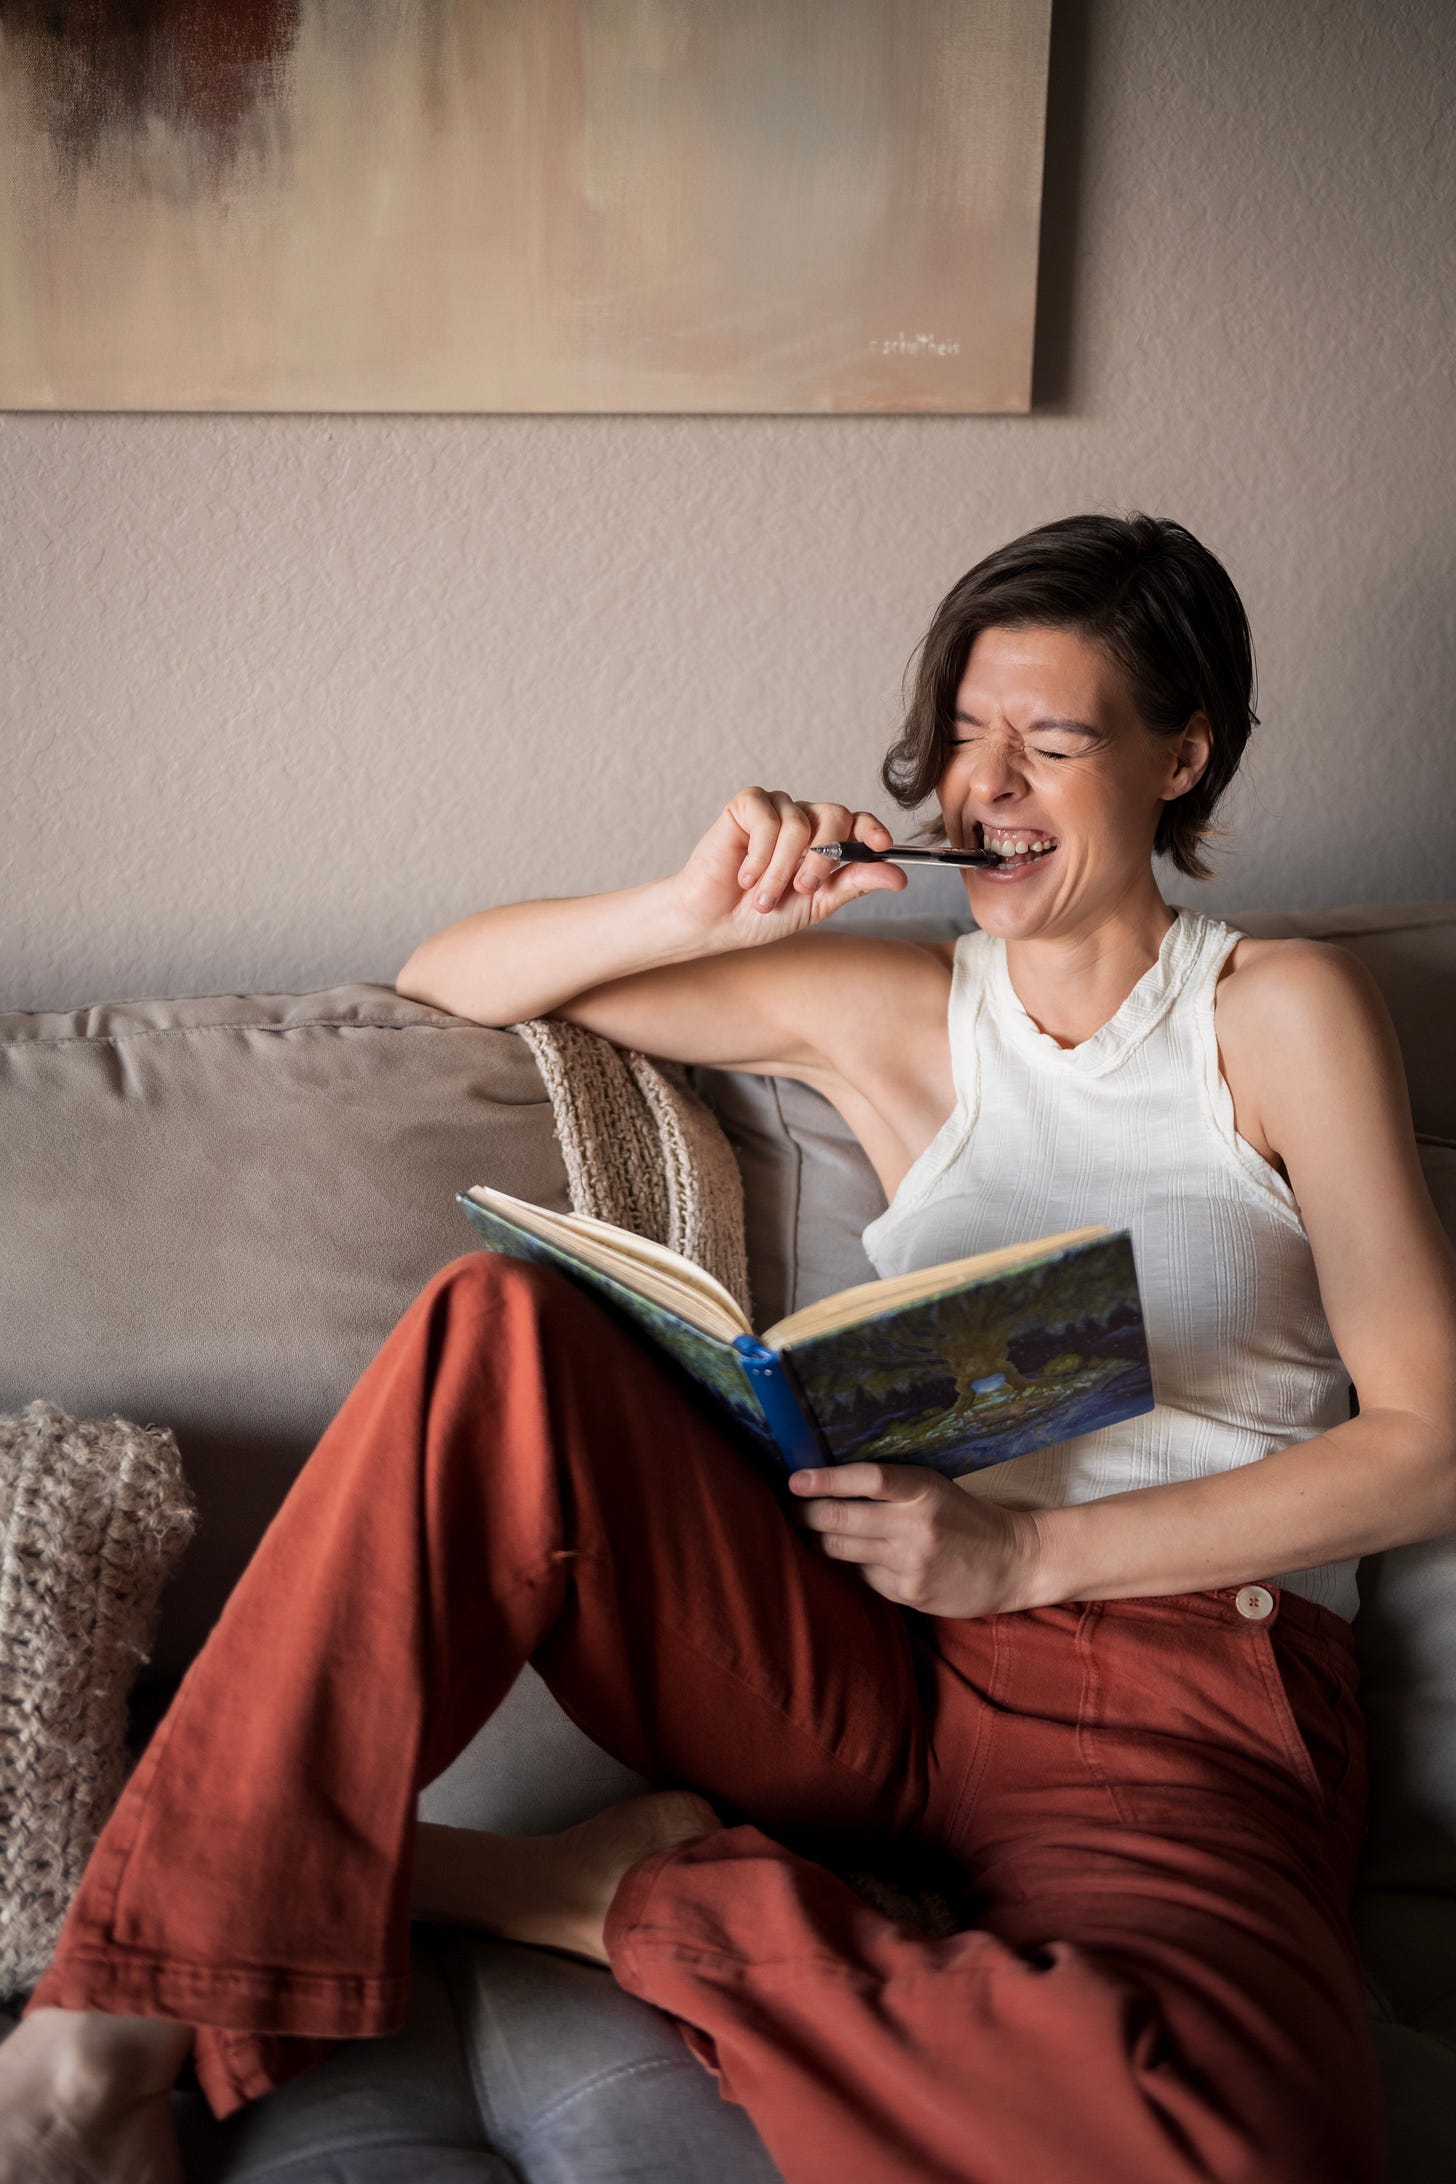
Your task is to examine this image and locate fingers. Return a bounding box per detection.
[792,807,899,903]
[732,789,793,907]
[791,1493,890,1536]
[788,1464,924,1559]
[750,791,817,911]
[729,790,899,916]
[792,1517,914,1614]
[805,1529,894,1567]
[788,1462,906,1498]
[789,1488,898,1573]
[790,1491,893,1557]
[802,814,908,916]
[791,806,896,893]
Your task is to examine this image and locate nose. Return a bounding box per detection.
[959,733,1030,802]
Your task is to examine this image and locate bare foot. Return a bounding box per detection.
[0,2006,192,2183]
[413,1788,723,1967]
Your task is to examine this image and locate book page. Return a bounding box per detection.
[762,1227,1108,1347]
[464,1185,751,1340]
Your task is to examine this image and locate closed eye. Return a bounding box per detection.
[949,739,1071,760]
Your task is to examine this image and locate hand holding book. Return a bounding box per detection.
[785,1459,1047,1620]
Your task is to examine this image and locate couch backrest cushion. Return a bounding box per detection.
[0,986,569,1678]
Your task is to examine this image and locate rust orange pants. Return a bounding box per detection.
[27,1253,1387,2183]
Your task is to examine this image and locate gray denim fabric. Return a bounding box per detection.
[168,1928,783,2184]
[171,1933,509,2182]
[435,1931,784,2184]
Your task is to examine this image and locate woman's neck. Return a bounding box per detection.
[1001,897,1178,1051]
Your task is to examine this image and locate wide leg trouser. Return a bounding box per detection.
[24,1253,1387,2184]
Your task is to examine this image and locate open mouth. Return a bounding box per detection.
[973,822,1059,873]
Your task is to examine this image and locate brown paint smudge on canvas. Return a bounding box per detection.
[1,0,302,189]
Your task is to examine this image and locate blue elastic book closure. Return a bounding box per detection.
[731,1336,826,1472]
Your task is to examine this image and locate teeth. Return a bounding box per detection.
[981,826,1056,858]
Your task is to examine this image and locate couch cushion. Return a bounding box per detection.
[417,1659,652,1834]
[1356,1889,1456,2184]
[0,986,569,1679]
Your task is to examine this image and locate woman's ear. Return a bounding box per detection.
[1161,710,1213,802]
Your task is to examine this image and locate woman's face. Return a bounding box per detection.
[935,624,1210,933]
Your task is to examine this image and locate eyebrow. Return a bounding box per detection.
[952,711,1101,738]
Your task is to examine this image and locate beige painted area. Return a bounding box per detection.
[0,0,1049,414]
[1,0,1453,1014]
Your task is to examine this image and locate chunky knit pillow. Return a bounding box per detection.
[0,1401,197,1999]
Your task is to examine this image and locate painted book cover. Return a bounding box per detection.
[783,1233,1152,1474]
[455,1195,1153,1479]
[456,1193,777,1447]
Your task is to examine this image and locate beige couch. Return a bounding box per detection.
[1,898,1453,2181]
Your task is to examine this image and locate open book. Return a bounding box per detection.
[457,1184,1154,1479]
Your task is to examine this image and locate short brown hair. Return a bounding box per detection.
[879,512,1259,882]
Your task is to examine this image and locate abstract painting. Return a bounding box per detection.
[0,1,1052,413]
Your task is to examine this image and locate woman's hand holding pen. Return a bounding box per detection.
[671,786,908,952]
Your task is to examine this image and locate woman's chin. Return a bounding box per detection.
[967,859,1062,916]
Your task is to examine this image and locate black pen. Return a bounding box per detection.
[809,841,998,868]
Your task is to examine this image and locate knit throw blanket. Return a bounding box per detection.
[0,1404,197,1998]
[512,1017,752,1319]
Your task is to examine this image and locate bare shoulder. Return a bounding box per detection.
[1216,935,1403,1141]
[1218,933,1387,1028]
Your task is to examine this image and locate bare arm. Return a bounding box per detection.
[395,787,914,1077]
[1023,943,1456,1605]
[395,875,710,1032]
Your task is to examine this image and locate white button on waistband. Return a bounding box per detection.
[1236,1584,1275,1620]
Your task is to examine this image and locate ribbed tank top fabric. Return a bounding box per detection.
[860,908,1359,1621]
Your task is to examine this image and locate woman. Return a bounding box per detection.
[4,512,1453,2184]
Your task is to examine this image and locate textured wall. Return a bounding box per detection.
[2,0,1452,1013]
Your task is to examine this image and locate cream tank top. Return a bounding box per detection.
[860,908,1359,1621]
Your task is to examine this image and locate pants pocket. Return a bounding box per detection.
[1077,1598,1343,1835]
[1251,1616,1353,1824]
